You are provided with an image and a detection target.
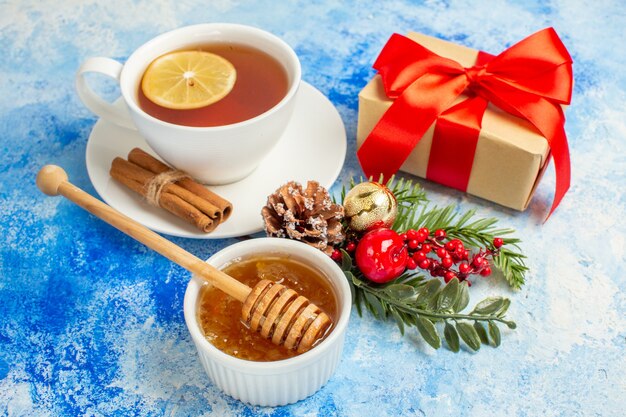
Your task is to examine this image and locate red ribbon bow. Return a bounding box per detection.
[357,28,573,218]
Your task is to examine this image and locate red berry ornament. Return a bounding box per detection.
[444,271,457,283]
[434,229,447,240]
[472,256,485,268]
[459,262,471,274]
[355,228,408,283]
[407,258,417,270]
[414,251,427,262]
[493,237,504,248]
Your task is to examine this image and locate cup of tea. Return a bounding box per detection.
[76,23,301,184]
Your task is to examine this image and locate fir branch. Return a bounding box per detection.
[384,175,429,209]
[379,176,528,289]
[409,205,528,289]
[333,175,428,209]
[337,176,528,288]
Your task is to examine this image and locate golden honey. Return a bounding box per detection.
[197,255,338,361]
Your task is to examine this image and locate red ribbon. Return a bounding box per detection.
[357,28,573,218]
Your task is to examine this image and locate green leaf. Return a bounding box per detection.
[345,272,356,305]
[457,322,481,351]
[391,309,405,336]
[384,284,417,300]
[488,321,501,347]
[436,278,460,311]
[473,321,489,345]
[363,291,386,319]
[403,276,426,287]
[415,279,441,305]
[403,312,418,327]
[496,298,511,317]
[340,249,352,271]
[444,322,460,352]
[471,297,505,315]
[416,317,441,349]
[354,290,363,317]
[453,281,470,312]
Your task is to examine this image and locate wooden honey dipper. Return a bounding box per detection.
[36,165,332,353]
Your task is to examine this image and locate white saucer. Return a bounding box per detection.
[85,82,347,239]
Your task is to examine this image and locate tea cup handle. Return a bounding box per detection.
[75,57,136,129]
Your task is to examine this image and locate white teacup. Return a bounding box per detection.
[76,23,301,184]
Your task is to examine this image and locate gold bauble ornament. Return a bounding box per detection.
[343,181,398,232]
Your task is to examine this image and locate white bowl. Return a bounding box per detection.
[183,238,352,406]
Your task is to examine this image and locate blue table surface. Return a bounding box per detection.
[1,1,625,416]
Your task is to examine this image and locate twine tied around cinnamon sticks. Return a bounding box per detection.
[110,148,232,233]
[144,170,190,207]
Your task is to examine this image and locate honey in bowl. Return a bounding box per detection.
[138,43,289,127]
[197,255,338,361]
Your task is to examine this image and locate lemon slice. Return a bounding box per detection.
[141,50,236,110]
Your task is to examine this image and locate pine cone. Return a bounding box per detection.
[262,181,345,255]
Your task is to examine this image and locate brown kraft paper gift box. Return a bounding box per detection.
[357,32,551,211]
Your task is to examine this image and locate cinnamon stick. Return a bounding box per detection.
[128,148,233,221]
[113,158,222,220]
[110,158,220,233]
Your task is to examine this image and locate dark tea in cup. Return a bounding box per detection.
[138,43,289,127]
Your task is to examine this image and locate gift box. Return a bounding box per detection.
[356,29,572,212]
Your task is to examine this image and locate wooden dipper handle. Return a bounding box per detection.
[36,165,332,352]
[36,165,251,302]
